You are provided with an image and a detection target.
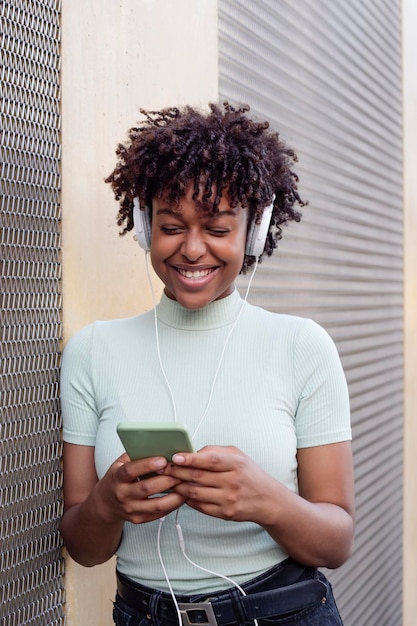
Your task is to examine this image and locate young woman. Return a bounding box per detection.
[60,103,354,626]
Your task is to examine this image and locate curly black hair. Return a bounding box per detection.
[105,102,305,273]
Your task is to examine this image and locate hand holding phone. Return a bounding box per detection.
[117,422,194,485]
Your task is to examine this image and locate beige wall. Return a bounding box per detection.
[403,0,417,623]
[61,1,218,624]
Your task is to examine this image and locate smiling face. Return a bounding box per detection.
[150,186,249,310]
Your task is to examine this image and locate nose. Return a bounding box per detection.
[180,229,207,261]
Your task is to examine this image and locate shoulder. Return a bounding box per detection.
[242,303,341,365]
[61,310,154,363]
[243,301,321,340]
[64,311,153,345]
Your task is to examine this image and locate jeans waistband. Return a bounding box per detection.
[116,560,328,625]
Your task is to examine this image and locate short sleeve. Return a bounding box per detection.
[60,323,99,446]
[293,319,351,448]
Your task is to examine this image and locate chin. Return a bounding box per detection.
[165,283,233,310]
[176,296,213,310]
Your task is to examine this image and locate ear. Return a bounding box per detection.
[133,197,152,250]
[245,197,274,257]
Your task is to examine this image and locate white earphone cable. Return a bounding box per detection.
[192,257,259,440]
[156,515,259,626]
[157,518,183,625]
[145,252,178,422]
[173,510,259,626]
[145,252,260,626]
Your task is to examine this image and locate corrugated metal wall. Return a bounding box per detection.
[219,1,403,625]
[0,1,64,624]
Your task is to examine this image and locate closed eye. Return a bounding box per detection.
[207,228,230,236]
[160,225,185,234]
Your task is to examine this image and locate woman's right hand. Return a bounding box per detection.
[60,443,186,566]
[93,452,187,525]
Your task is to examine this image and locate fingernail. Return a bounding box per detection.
[172,454,185,464]
[153,458,166,469]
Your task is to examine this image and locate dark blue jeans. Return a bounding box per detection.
[113,560,344,626]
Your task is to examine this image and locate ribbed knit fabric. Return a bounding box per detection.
[60,289,351,593]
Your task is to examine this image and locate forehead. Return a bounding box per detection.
[153,196,248,223]
[154,182,246,216]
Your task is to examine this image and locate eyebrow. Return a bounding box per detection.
[156,208,238,218]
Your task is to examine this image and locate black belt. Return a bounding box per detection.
[116,570,327,625]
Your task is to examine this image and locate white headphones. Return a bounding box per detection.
[133,196,274,258]
[133,197,152,250]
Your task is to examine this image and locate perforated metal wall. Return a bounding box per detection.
[0,1,64,624]
[220,1,403,625]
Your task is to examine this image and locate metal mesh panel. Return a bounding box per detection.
[0,1,64,624]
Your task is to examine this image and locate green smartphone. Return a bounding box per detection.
[116,421,194,462]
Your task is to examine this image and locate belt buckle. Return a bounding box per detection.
[178,601,218,626]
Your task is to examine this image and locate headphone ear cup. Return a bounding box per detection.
[133,198,152,250]
[245,200,274,257]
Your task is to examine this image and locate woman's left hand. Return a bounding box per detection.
[164,445,276,522]
[164,442,355,569]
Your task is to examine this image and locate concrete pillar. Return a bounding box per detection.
[61,2,218,623]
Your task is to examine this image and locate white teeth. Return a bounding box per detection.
[178,268,212,279]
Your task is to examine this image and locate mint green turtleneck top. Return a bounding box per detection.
[60,289,351,593]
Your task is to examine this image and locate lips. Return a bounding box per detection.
[176,267,215,279]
